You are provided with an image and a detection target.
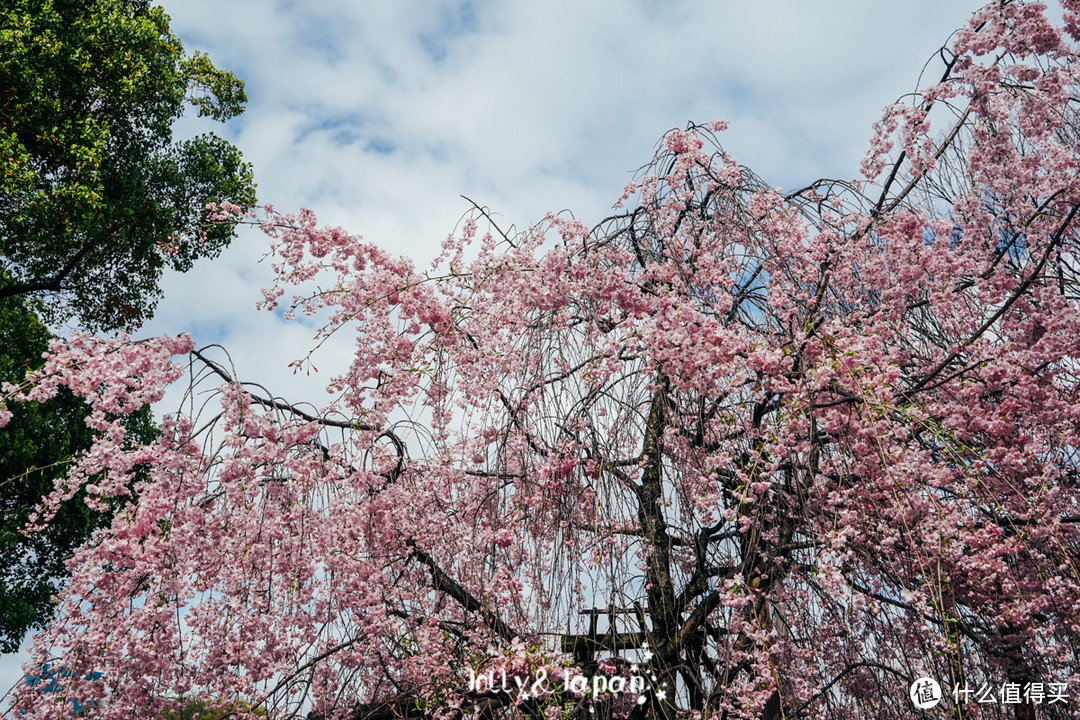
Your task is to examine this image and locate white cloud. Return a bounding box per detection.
[137,0,978,356]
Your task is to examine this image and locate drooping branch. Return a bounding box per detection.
[192,347,380,432]
[406,540,518,644]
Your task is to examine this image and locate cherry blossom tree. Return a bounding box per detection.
[5,1,1080,719]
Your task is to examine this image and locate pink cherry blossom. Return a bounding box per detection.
[8,3,1080,719]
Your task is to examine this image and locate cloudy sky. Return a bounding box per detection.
[133,0,980,400]
[3,0,985,698]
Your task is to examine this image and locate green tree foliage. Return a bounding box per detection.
[0,0,254,651]
[0,0,256,331]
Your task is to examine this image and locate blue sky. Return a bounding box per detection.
[2,0,986,701]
